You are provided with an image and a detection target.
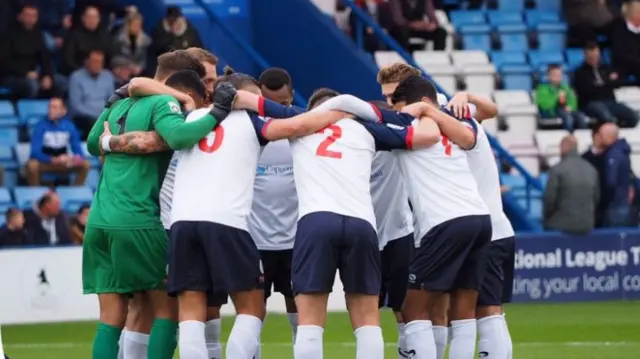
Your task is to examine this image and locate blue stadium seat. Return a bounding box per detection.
[497,24,528,51]
[3,169,18,188]
[601,48,611,65]
[535,0,561,11]
[525,10,561,28]
[449,10,486,28]
[0,146,17,171]
[488,12,523,27]
[0,128,19,146]
[517,197,543,221]
[13,186,49,209]
[460,24,492,52]
[497,0,525,11]
[491,51,528,69]
[0,188,14,214]
[501,65,534,91]
[565,48,585,69]
[17,100,48,123]
[57,186,93,213]
[0,101,15,119]
[537,23,567,51]
[0,116,20,128]
[528,50,565,71]
[86,169,100,190]
[501,173,526,189]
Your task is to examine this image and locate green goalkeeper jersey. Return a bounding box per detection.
[85,95,216,230]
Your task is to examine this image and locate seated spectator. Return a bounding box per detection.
[61,5,112,75]
[536,64,588,132]
[26,97,89,186]
[112,12,151,77]
[543,135,599,234]
[30,0,73,50]
[259,67,294,106]
[574,43,639,128]
[612,1,640,82]
[68,50,115,138]
[348,0,391,53]
[24,192,71,246]
[69,204,89,245]
[151,6,203,57]
[0,4,66,99]
[111,56,133,88]
[0,208,29,247]
[72,0,135,31]
[563,0,614,47]
[387,0,446,51]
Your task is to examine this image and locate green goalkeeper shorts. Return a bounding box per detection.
[82,226,168,294]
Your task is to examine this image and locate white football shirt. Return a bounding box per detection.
[170,109,268,230]
[248,140,298,250]
[160,152,178,230]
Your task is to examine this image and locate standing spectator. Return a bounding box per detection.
[68,50,115,138]
[30,0,74,50]
[563,0,614,47]
[26,97,89,186]
[543,135,599,234]
[151,6,203,57]
[536,64,588,132]
[69,204,89,245]
[112,12,151,77]
[110,56,133,88]
[61,6,112,75]
[0,208,30,247]
[23,192,71,246]
[0,4,65,99]
[348,0,392,53]
[612,1,640,82]
[386,0,447,51]
[259,67,294,106]
[574,43,639,128]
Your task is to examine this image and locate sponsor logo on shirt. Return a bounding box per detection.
[256,165,293,176]
[370,169,384,181]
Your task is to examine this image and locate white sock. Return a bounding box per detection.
[448,326,453,345]
[287,312,298,343]
[123,330,149,359]
[179,321,208,359]
[117,329,126,359]
[204,319,222,359]
[354,326,384,359]
[396,322,407,359]
[477,315,509,359]
[449,319,477,359]
[404,320,436,359]
[226,314,262,359]
[503,313,513,359]
[433,325,448,359]
[294,325,323,359]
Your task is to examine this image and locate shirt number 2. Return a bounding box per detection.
[316,124,342,159]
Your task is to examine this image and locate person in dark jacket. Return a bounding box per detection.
[151,6,203,57]
[61,5,112,75]
[29,0,73,49]
[69,204,89,245]
[543,135,599,234]
[386,0,446,51]
[23,192,71,246]
[574,42,639,128]
[0,4,65,99]
[0,208,30,247]
[611,1,640,83]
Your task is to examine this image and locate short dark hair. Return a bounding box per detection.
[307,87,340,110]
[86,49,104,60]
[391,75,438,105]
[5,207,20,222]
[259,68,292,91]
[20,4,38,12]
[77,204,90,214]
[215,67,260,91]
[166,6,182,18]
[156,50,206,79]
[584,41,599,51]
[165,70,207,103]
[37,192,55,209]
[547,63,562,72]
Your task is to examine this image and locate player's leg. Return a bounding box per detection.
[253,249,275,359]
[122,293,154,359]
[205,295,227,359]
[167,222,212,359]
[476,237,516,359]
[431,294,450,359]
[449,216,492,359]
[341,216,384,359]
[83,226,127,359]
[276,249,298,342]
[292,212,342,359]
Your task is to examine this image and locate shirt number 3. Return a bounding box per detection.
[316,124,342,159]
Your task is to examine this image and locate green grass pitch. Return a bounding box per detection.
[3,301,640,358]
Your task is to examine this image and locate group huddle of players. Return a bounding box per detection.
[80,47,516,359]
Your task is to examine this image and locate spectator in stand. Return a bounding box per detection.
[24,192,71,246]
[348,0,393,53]
[69,204,89,245]
[112,12,151,77]
[61,6,112,75]
[68,50,114,139]
[72,0,134,31]
[543,135,599,234]
[151,6,203,57]
[387,0,447,51]
[0,208,29,247]
[111,56,133,88]
[612,0,640,82]
[259,68,294,106]
[583,123,634,227]
[0,4,65,99]
[563,0,615,47]
[30,0,74,50]
[536,64,588,132]
[26,97,89,187]
[574,43,639,128]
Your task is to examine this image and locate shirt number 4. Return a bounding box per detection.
[316,124,342,159]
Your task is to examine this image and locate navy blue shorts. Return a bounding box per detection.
[379,234,414,311]
[260,249,294,299]
[409,215,492,292]
[292,212,381,295]
[167,221,264,297]
[478,236,515,306]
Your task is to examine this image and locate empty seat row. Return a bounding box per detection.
[450,10,563,29]
[460,24,566,52]
[0,186,93,213]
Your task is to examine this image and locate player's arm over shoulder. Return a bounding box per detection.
[152,95,217,150]
[360,115,440,151]
[249,111,350,141]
